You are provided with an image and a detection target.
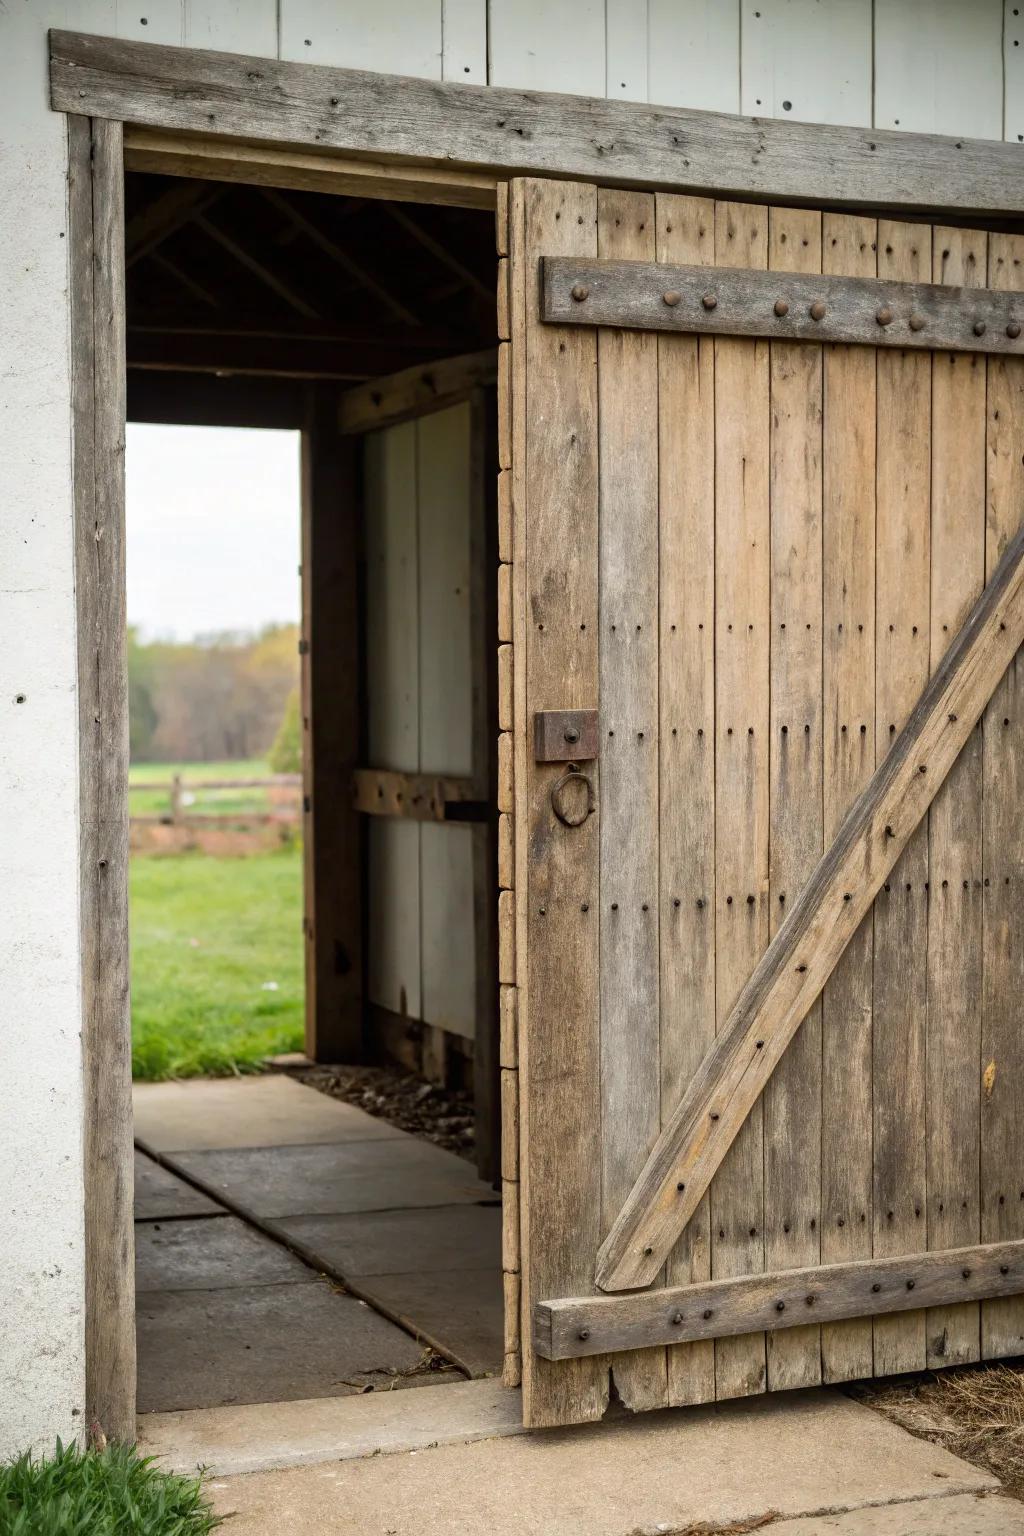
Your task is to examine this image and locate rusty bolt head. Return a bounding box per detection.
[577,1327,590,1341]
[809,300,827,321]
[662,290,681,307]
[908,312,926,332]
[974,319,987,337]
[571,283,589,303]
[1008,320,1022,339]
[876,305,894,326]
[701,293,718,311]
[773,298,789,317]
[563,726,580,744]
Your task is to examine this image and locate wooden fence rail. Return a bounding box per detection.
[128,772,302,826]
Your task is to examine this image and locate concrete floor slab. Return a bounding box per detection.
[204,1390,999,1536]
[136,1215,316,1293]
[134,1149,222,1220]
[139,1378,522,1477]
[770,1492,1024,1533]
[169,1139,492,1218]
[134,1075,404,1153]
[137,1279,447,1413]
[363,1267,503,1377]
[271,1204,501,1277]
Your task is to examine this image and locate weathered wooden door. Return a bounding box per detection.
[501,177,1024,1428]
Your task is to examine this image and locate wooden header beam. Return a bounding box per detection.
[538,1240,1024,1360]
[597,517,1024,1293]
[544,256,1024,355]
[340,350,497,435]
[51,30,1024,219]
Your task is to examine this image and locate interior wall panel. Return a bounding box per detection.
[279,0,444,77]
[1005,0,1024,142]
[740,0,872,126]
[873,0,1004,138]
[365,423,422,1020]
[647,0,741,113]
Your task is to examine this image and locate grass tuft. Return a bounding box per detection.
[0,1439,220,1535]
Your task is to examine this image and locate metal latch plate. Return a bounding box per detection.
[533,709,599,763]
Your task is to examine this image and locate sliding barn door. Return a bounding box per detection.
[504,177,1024,1428]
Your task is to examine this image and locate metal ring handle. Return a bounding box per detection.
[550,765,595,828]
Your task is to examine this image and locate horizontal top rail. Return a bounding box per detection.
[50,29,1024,219]
[128,775,301,791]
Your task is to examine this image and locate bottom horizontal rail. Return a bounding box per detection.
[534,1239,1024,1360]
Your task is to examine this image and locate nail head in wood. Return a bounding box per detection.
[571,283,589,302]
[876,305,894,326]
[1009,320,1022,339]
[702,293,718,310]
[774,298,789,317]
[663,290,681,306]
[809,300,827,321]
[909,312,926,331]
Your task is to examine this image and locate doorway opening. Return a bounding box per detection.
[123,167,503,1421]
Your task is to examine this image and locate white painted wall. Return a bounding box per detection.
[0,0,1016,1456]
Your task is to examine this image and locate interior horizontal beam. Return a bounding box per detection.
[126,329,462,381]
[340,349,497,434]
[127,371,306,428]
[352,768,480,822]
[536,1240,1024,1360]
[543,257,1024,354]
[51,30,1024,218]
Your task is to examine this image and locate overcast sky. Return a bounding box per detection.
[126,424,302,642]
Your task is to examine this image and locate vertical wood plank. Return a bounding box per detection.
[764,203,823,1393]
[514,178,608,1428]
[741,1,872,127]
[656,191,716,1410]
[926,226,987,1370]
[711,198,770,1403]
[873,0,1003,139]
[72,114,136,1444]
[489,1,606,94]
[872,219,931,1377]
[302,389,363,1061]
[820,211,876,1384]
[646,0,741,113]
[442,0,487,83]
[597,186,666,1413]
[981,232,1024,1359]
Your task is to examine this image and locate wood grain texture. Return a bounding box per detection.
[71,115,136,1445]
[981,233,1024,1362]
[51,30,1024,215]
[340,349,497,434]
[871,219,931,1377]
[710,200,770,1402]
[926,227,987,1370]
[302,391,363,1062]
[656,191,716,1410]
[596,516,1024,1293]
[537,1240,1024,1359]
[513,179,608,1428]
[597,186,666,1413]
[351,767,478,820]
[819,212,876,1385]
[764,204,823,1393]
[543,258,1024,356]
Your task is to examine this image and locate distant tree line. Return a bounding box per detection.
[129,624,301,766]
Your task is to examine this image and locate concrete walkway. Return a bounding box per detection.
[133,1074,502,1412]
[200,1387,1020,1536]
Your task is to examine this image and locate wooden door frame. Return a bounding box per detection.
[63,29,1023,1441]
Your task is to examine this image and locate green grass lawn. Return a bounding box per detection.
[130,844,304,1080]
[1,1439,219,1535]
[129,757,284,818]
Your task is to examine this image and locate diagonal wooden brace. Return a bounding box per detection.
[596,519,1024,1294]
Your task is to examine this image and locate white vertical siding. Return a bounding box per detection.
[647,0,741,113]
[1007,0,1024,141]
[279,0,444,76]
[874,0,1004,138]
[443,0,487,82]
[114,0,183,44]
[182,0,278,56]
[740,0,872,126]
